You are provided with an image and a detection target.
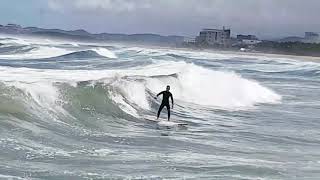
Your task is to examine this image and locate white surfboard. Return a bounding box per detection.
[144,115,188,127]
[144,115,187,126]
[157,120,188,127]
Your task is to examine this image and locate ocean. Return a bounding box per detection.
[0,35,319,180]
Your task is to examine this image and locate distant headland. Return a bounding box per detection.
[0,23,184,46]
[1,23,320,57]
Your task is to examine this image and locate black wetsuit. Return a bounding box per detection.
[157,91,173,120]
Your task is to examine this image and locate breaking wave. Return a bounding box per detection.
[0,37,117,59]
[0,62,281,125]
[0,46,72,59]
[0,47,117,60]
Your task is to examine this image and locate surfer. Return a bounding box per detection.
[155,85,174,121]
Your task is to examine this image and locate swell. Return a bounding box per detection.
[46,48,118,59]
[0,43,117,59]
[49,50,108,59]
[239,66,320,78]
[0,45,36,54]
[166,53,191,59]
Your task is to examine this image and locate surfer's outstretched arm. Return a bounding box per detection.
[157,91,164,96]
[155,91,164,99]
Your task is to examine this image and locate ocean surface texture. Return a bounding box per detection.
[0,35,319,180]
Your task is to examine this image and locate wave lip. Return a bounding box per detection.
[0,46,71,59]
[0,46,117,60]
[53,48,117,59]
[144,63,282,110]
[0,36,119,60]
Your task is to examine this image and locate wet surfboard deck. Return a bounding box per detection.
[144,117,188,126]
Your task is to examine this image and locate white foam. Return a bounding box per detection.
[11,82,60,108]
[0,46,117,60]
[0,34,81,46]
[70,42,79,47]
[0,61,281,110]
[109,91,140,117]
[0,46,71,59]
[0,174,25,180]
[92,48,117,58]
[145,63,281,109]
[119,46,242,60]
[108,78,150,117]
[108,62,281,110]
[0,35,118,59]
[92,148,115,157]
[0,38,31,46]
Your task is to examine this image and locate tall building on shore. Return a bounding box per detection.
[195,27,231,47]
[304,32,319,43]
[305,32,319,39]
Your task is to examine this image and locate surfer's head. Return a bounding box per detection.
[166,85,170,91]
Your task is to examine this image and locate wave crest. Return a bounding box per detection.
[0,44,117,59]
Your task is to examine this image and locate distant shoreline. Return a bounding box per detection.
[134,43,320,62]
[201,49,320,62]
[1,24,320,61]
[178,43,320,61]
[1,32,320,63]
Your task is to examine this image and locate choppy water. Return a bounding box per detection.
[0,35,319,179]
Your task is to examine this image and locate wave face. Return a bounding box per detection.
[0,36,319,179]
[0,37,117,60]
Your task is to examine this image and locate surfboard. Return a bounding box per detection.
[157,120,188,127]
[144,116,187,127]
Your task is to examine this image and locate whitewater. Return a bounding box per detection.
[0,35,319,179]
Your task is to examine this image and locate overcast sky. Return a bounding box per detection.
[0,0,319,39]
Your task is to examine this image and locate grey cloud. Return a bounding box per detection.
[47,0,320,39]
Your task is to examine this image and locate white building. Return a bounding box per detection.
[183,37,196,43]
[242,39,261,45]
[304,32,319,43]
[196,28,231,47]
[236,34,261,45]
